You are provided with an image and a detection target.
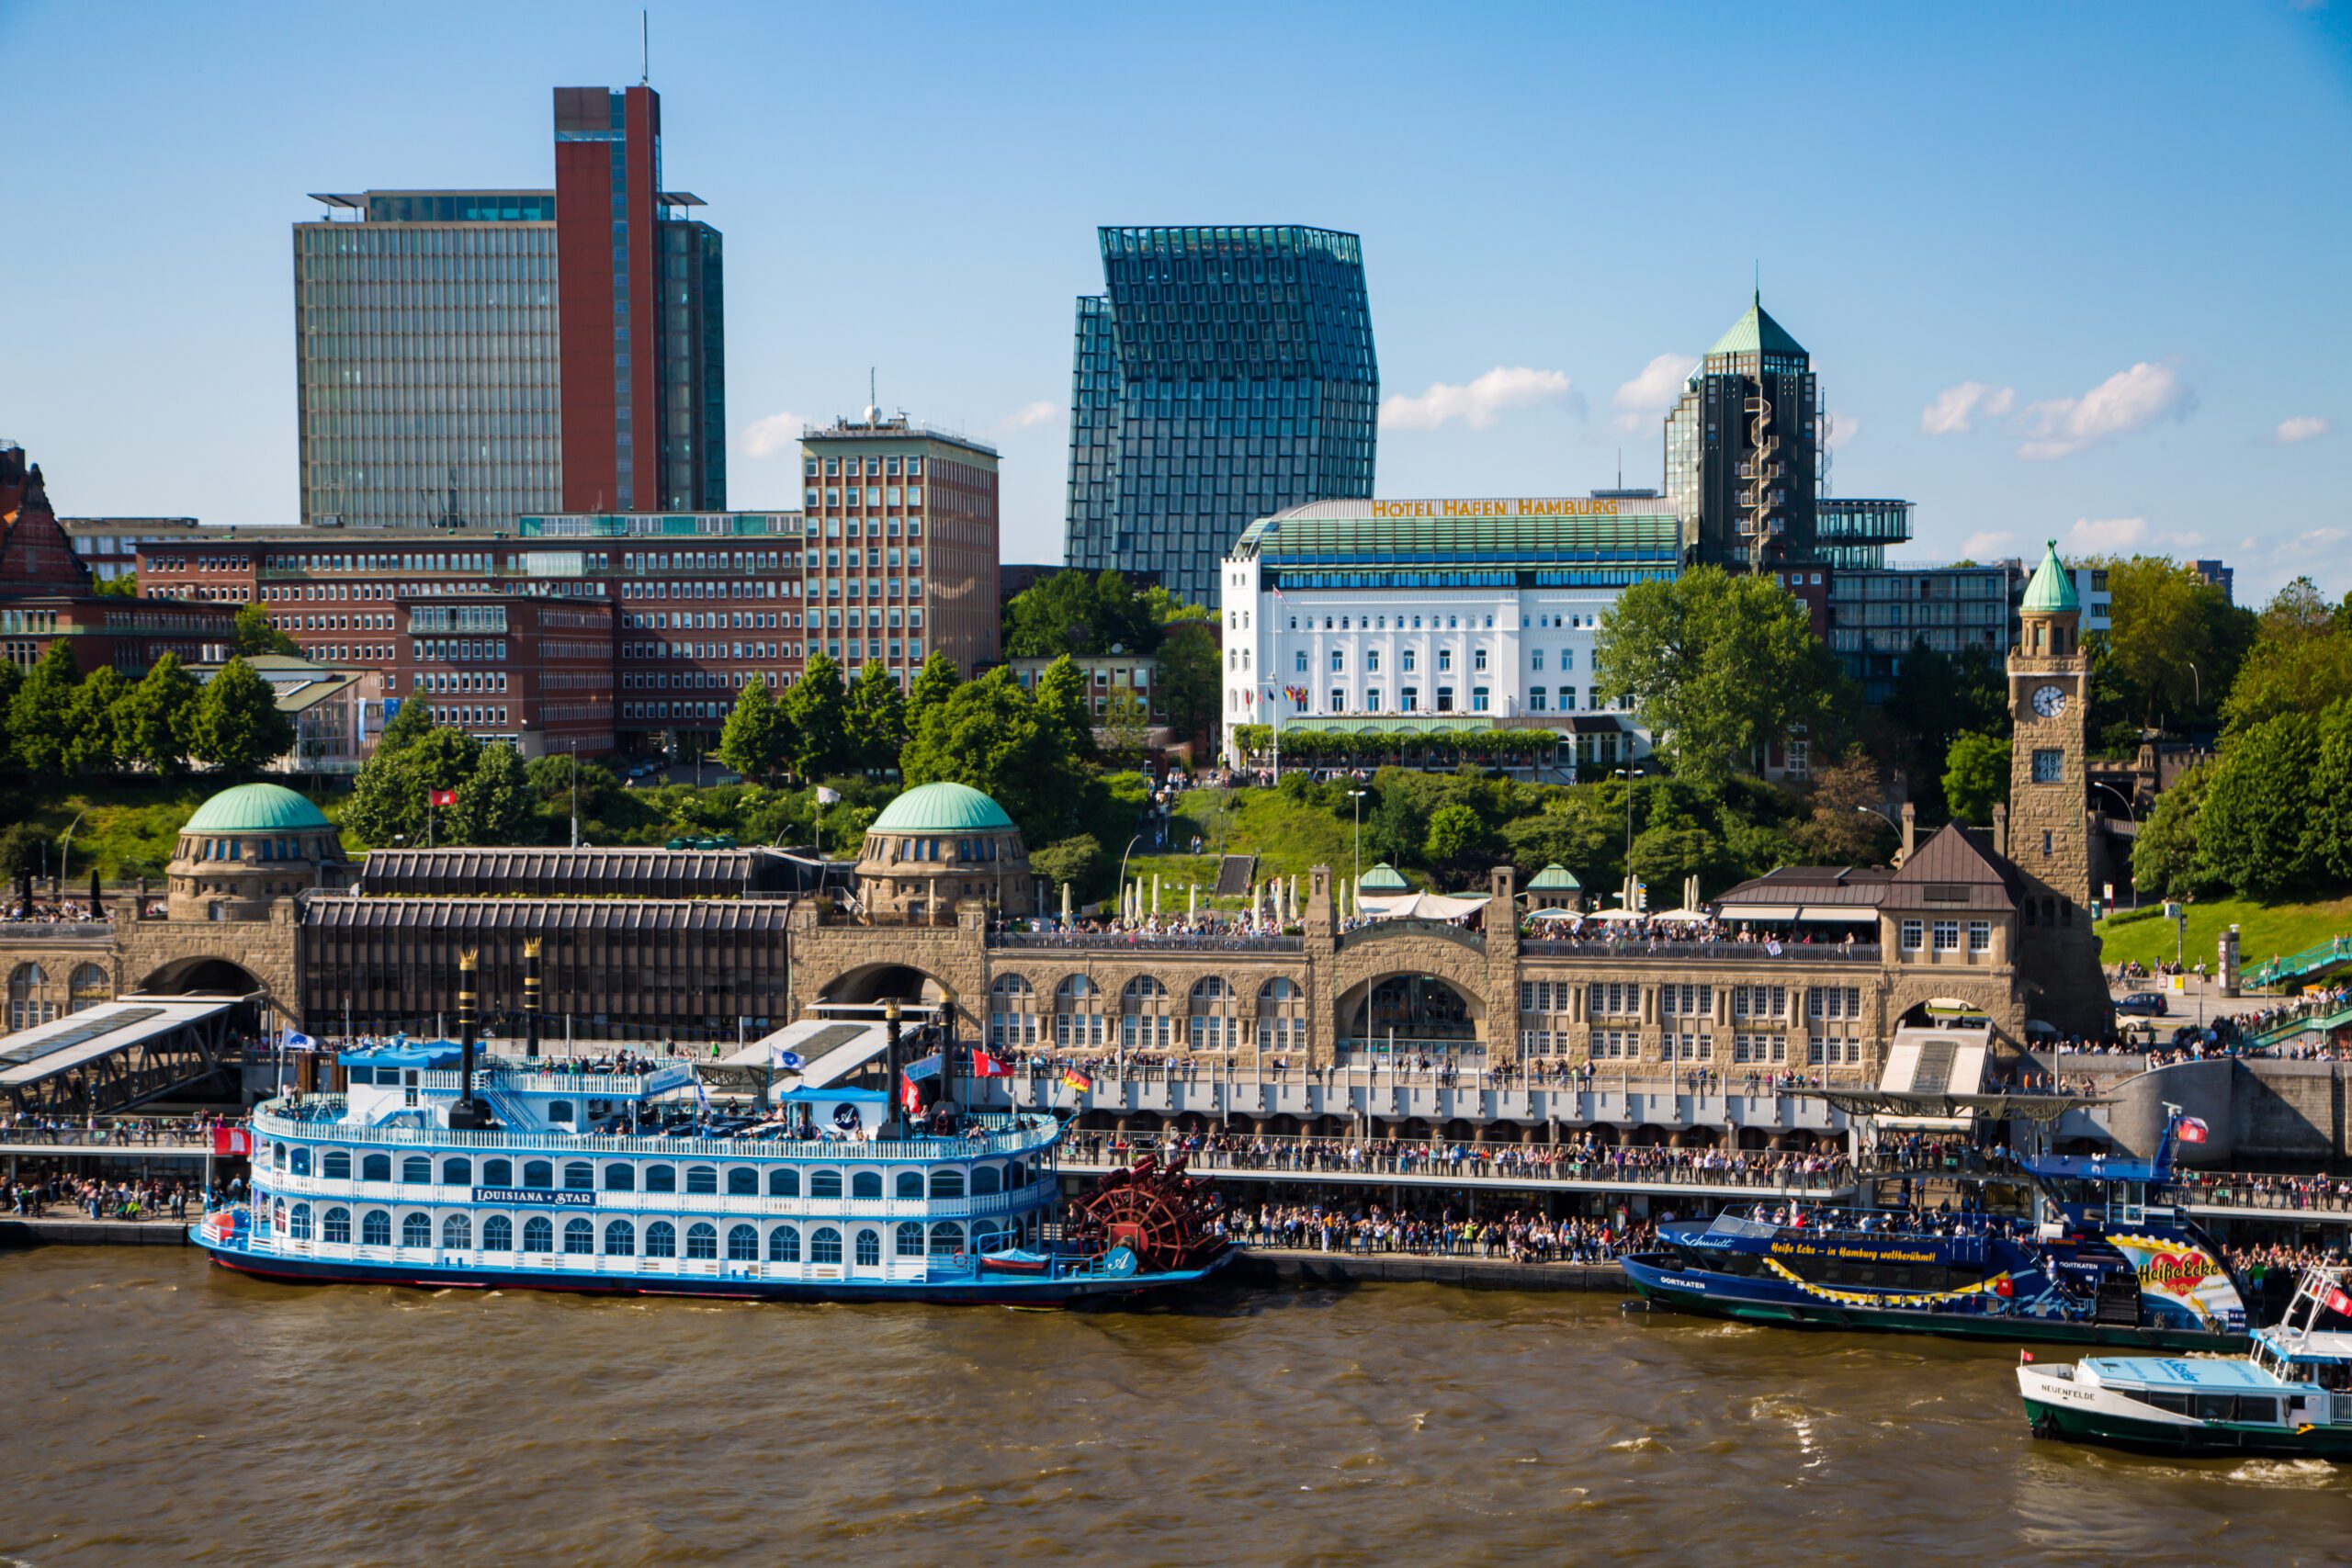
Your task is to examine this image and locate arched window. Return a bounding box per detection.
[686,1166,718,1195]
[645,1165,677,1193]
[323,1207,351,1244]
[400,1213,431,1248]
[1258,976,1306,1055]
[930,1222,966,1258]
[1054,973,1106,1049]
[482,1158,513,1188]
[401,1156,431,1185]
[971,1165,1001,1196]
[522,1216,554,1253]
[361,1210,392,1247]
[1188,976,1237,1052]
[67,963,108,1014]
[809,1226,843,1265]
[563,1218,594,1255]
[930,1169,965,1200]
[896,1221,926,1257]
[1121,976,1173,1051]
[605,1164,636,1192]
[854,1229,881,1267]
[895,1170,923,1200]
[481,1214,512,1251]
[810,1170,843,1200]
[605,1220,636,1256]
[323,1150,351,1179]
[727,1224,759,1262]
[441,1156,472,1187]
[7,964,51,1031]
[442,1213,471,1249]
[851,1170,882,1199]
[645,1221,677,1258]
[971,1221,1004,1254]
[289,1202,313,1240]
[727,1168,757,1197]
[563,1161,594,1191]
[768,1225,801,1263]
[523,1159,554,1189]
[361,1154,391,1182]
[290,1147,311,1177]
[989,973,1038,1050]
[272,1142,288,1170]
[768,1167,800,1198]
[685,1223,718,1259]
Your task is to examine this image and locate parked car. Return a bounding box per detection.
[2116,991,2169,1017]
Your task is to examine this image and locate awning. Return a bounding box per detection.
[0,997,237,1089]
[1359,890,1492,921]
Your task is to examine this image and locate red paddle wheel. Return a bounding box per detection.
[1069,1153,1228,1272]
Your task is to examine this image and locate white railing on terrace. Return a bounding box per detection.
[254,1173,1057,1221]
[252,1099,1060,1161]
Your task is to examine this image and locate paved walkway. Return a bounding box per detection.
[0,1213,194,1247]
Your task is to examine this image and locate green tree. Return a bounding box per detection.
[0,661,18,768]
[451,742,531,845]
[524,752,616,818]
[1881,643,2006,818]
[345,719,481,847]
[1627,824,1720,898]
[2195,710,2326,897]
[717,674,793,784]
[119,652,198,775]
[1941,731,2012,826]
[63,666,130,773]
[378,693,436,754]
[92,573,138,599]
[2132,760,2213,898]
[843,660,909,773]
[1594,567,1847,785]
[1032,654,1101,766]
[1791,746,1893,865]
[232,603,302,658]
[0,821,43,879]
[190,657,295,772]
[899,667,1081,839]
[2222,581,2352,733]
[1151,619,1222,757]
[8,640,82,773]
[1365,784,1430,868]
[904,650,961,738]
[2313,698,2352,887]
[1002,570,1159,658]
[1029,833,1103,900]
[1421,803,1494,878]
[780,654,848,779]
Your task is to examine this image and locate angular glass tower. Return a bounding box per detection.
[1063,225,1377,607]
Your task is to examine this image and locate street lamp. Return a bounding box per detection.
[1348,789,1368,893]
[58,809,86,904]
[2090,782,2141,911]
[1613,767,1638,907]
[1114,833,1143,924]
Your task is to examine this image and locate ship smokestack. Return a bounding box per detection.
[449,950,495,1129]
[523,938,543,1059]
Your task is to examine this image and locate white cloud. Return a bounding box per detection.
[1959,530,2017,559]
[2064,516,2151,551]
[995,400,1060,434]
[2273,526,2348,564]
[1382,367,1576,432]
[1609,354,1698,434]
[1825,409,1859,452]
[1919,380,2016,435]
[2273,415,2331,445]
[2017,362,2196,460]
[740,410,812,458]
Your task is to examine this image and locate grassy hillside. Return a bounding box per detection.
[0,781,351,884]
[2094,893,2352,978]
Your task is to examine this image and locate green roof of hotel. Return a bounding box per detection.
[1358,863,1408,892]
[2020,540,2081,614]
[1232,502,1680,566]
[871,782,1016,834]
[1707,293,1807,361]
[1527,863,1582,890]
[182,782,333,834]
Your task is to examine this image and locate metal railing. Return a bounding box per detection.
[1057,1131,1881,1191]
[0,1121,215,1150]
[1520,938,1882,964]
[0,921,116,939]
[250,1100,1061,1162]
[987,930,1305,953]
[2176,1175,2352,1214]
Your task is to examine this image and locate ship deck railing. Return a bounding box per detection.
[252,1097,1062,1160]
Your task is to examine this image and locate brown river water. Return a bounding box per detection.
[3,1248,2348,1567]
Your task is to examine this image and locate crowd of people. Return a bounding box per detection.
[2180,1171,2352,1213]
[5,1169,198,1221]
[1517,914,1868,955]
[0,897,115,925]
[1218,1198,1658,1264]
[0,1111,234,1145]
[1063,1128,1871,1190]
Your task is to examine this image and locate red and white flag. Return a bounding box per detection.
[429,788,458,807]
[2176,1116,2210,1144]
[900,1073,922,1113]
[211,1125,253,1156]
[970,1048,1013,1079]
[2324,1284,2352,1319]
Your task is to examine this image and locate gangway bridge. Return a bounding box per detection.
[0,994,244,1117]
[2246,934,2352,991]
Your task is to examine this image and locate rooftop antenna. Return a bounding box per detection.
[1616,447,1623,489]
[1753,259,1760,307]
[641,10,650,85]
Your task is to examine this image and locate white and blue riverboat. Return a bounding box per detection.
[195,1029,1230,1306]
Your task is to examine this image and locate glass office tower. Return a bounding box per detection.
[1063,225,1378,607]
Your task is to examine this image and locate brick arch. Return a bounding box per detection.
[1329,930,1492,1015]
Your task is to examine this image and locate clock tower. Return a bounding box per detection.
[2007,540,2107,1032]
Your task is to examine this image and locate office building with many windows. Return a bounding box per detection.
[294,85,723,532]
[1065,225,1377,608]
[1218,497,1675,768]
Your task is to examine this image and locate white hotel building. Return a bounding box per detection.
[1218,496,1679,768]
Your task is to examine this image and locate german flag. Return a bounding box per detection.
[1062,1068,1093,1092]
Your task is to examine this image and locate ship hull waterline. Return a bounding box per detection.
[1621,1253,2243,1352]
[2019,1393,2352,1461]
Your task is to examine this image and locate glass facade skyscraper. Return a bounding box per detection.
[1063,225,1377,607]
[294,85,723,531]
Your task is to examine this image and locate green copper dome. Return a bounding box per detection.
[1707,292,1807,361]
[2020,540,2081,615]
[1527,863,1582,891]
[1359,862,1408,893]
[871,782,1016,834]
[183,782,334,834]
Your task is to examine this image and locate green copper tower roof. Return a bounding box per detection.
[871,782,1017,834]
[1358,863,1408,893]
[1527,863,1583,891]
[183,783,334,834]
[1707,292,1807,362]
[2020,540,2081,614]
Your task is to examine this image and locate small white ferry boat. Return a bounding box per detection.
[195,992,1229,1306]
[2018,1264,2352,1458]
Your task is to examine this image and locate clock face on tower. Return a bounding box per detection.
[2031,683,2069,718]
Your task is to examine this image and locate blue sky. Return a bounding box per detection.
[5,1,2347,600]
